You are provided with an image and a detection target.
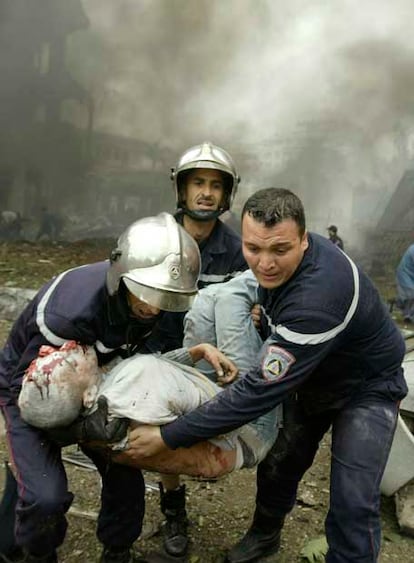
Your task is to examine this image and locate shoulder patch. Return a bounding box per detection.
[262,345,295,382]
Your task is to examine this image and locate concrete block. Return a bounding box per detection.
[395,480,414,537]
[381,415,414,496]
[0,286,36,321]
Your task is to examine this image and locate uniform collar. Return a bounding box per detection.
[175,211,227,255]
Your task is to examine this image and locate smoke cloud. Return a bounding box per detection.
[71,1,414,139]
[64,0,414,240]
[2,0,414,245]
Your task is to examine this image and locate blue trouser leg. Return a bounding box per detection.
[1,403,73,555]
[396,283,414,321]
[256,409,329,519]
[1,402,145,554]
[256,395,398,562]
[82,446,145,549]
[326,397,398,563]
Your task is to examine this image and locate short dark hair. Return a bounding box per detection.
[241,188,306,236]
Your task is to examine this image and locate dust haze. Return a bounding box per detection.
[69,0,414,237]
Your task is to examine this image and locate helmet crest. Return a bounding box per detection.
[107,213,200,312]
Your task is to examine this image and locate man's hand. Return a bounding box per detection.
[47,396,129,447]
[251,303,261,328]
[187,343,238,384]
[113,424,167,464]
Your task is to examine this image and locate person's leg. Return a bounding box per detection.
[183,290,217,379]
[2,404,72,559]
[213,273,263,375]
[154,443,236,556]
[175,274,262,557]
[153,289,217,556]
[396,283,414,322]
[227,407,331,563]
[403,298,414,322]
[183,272,263,378]
[257,409,329,513]
[233,404,282,468]
[112,437,236,558]
[326,396,399,563]
[82,446,145,563]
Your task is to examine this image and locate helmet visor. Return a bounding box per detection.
[123,278,197,313]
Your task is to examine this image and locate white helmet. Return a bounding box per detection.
[171,141,240,221]
[107,213,200,312]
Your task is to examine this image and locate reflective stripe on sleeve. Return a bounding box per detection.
[198,270,244,284]
[263,253,360,346]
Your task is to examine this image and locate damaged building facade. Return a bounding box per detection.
[0,0,174,240]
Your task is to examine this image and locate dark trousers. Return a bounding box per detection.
[256,393,399,563]
[1,404,145,555]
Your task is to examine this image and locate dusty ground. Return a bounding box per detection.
[0,240,413,562]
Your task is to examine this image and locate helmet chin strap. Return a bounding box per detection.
[181,208,224,222]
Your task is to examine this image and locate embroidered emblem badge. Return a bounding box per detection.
[262,345,295,382]
[169,264,181,279]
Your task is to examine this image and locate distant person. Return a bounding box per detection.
[327,224,344,250]
[36,207,63,241]
[10,212,23,239]
[396,242,414,324]
[0,210,23,240]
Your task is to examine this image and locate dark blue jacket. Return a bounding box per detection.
[161,233,408,448]
[188,215,247,289]
[141,215,247,353]
[0,261,158,406]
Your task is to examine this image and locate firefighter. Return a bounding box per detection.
[0,213,200,563]
[36,207,63,242]
[141,142,248,557]
[123,188,407,563]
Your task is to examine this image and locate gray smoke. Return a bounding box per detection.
[64,0,414,242]
[2,0,414,248]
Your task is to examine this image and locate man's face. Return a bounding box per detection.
[19,342,101,418]
[127,292,161,320]
[183,168,225,213]
[242,214,309,289]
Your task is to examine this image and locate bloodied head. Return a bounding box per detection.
[18,341,101,428]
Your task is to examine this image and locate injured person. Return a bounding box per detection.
[18,272,281,480]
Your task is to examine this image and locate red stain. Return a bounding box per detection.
[210,444,231,470]
[25,340,81,381]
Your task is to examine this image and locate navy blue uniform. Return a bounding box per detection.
[142,214,247,353]
[161,234,407,562]
[0,261,158,555]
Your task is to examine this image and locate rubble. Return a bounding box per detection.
[0,286,37,321]
[396,481,414,537]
